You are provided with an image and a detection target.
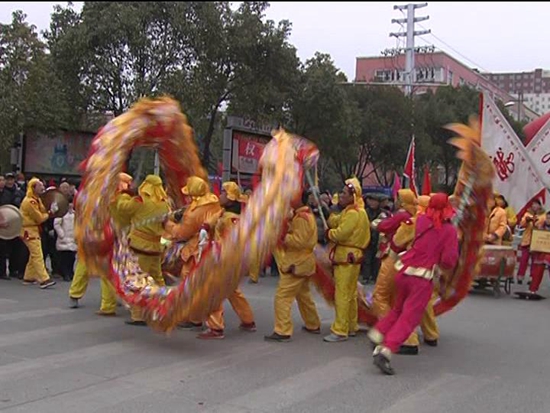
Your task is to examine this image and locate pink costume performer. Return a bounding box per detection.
[368,193,459,375]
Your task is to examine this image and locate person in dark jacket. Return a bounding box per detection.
[362,193,385,284]
[0,174,28,280]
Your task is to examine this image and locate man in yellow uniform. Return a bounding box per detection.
[117,175,171,326]
[265,189,321,342]
[197,182,256,340]
[166,175,222,330]
[20,178,56,289]
[69,173,133,315]
[324,177,370,342]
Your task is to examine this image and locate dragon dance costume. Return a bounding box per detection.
[324,177,370,343]
[265,190,321,342]
[69,172,133,314]
[369,193,459,375]
[117,175,171,325]
[197,182,256,339]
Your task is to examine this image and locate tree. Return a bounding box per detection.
[496,100,527,142]
[288,53,360,183]
[414,86,480,187]
[164,1,300,170]
[0,11,70,152]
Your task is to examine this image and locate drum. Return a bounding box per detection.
[478,245,516,278]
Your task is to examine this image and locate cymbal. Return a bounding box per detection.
[0,205,22,240]
[41,189,69,219]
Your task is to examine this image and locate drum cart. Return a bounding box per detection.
[472,245,516,298]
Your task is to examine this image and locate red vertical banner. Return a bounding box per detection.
[421,164,432,195]
[403,136,418,196]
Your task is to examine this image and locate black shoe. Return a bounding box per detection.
[517,279,523,285]
[424,339,438,347]
[0,275,11,280]
[264,332,291,342]
[373,353,395,375]
[125,320,147,326]
[398,345,419,355]
[40,280,56,289]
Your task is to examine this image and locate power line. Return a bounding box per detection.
[417,23,491,73]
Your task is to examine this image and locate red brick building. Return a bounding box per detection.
[355,51,538,121]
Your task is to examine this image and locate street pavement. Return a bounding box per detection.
[0,274,549,413]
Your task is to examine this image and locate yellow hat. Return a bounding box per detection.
[182,176,209,197]
[222,182,247,203]
[138,174,167,203]
[398,189,418,215]
[345,177,364,208]
[26,177,42,198]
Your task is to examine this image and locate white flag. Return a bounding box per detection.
[481,93,545,213]
[525,117,550,188]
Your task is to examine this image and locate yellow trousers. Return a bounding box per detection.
[274,272,320,336]
[372,255,439,346]
[249,257,261,283]
[130,254,164,322]
[69,260,117,313]
[206,288,255,331]
[372,255,397,317]
[331,264,360,337]
[22,238,50,283]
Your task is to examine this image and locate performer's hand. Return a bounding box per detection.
[49,201,59,215]
[173,210,183,223]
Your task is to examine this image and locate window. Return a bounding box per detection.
[448,70,454,85]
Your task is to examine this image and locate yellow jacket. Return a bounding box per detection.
[110,193,133,229]
[117,195,170,254]
[485,206,508,245]
[275,206,317,277]
[20,195,49,237]
[166,201,222,262]
[393,217,416,250]
[327,204,370,264]
[213,210,239,242]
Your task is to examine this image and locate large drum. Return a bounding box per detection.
[478,245,516,278]
[473,245,516,297]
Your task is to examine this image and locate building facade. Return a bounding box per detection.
[355,51,539,121]
[483,69,550,115]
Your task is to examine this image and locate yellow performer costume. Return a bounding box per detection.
[166,176,222,280]
[165,176,222,329]
[20,178,56,289]
[69,173,133,315]
[117,175,170,325]
[197,182,256,339]
[324,177,370,342]
[265,190,321,342]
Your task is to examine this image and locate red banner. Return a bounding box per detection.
[232,131,268,174]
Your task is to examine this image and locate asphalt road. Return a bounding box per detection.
[0,274,549,413]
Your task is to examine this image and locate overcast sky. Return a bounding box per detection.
[1,2,548,80]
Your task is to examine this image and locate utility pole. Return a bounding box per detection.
[390,3,430,96]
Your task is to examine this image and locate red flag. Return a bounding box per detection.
[392,171,401,200]
[421,164,432,195]
[403,136,418,196]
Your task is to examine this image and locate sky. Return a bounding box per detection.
[1,2,549,81]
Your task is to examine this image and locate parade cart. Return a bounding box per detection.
[472,245,516,298]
